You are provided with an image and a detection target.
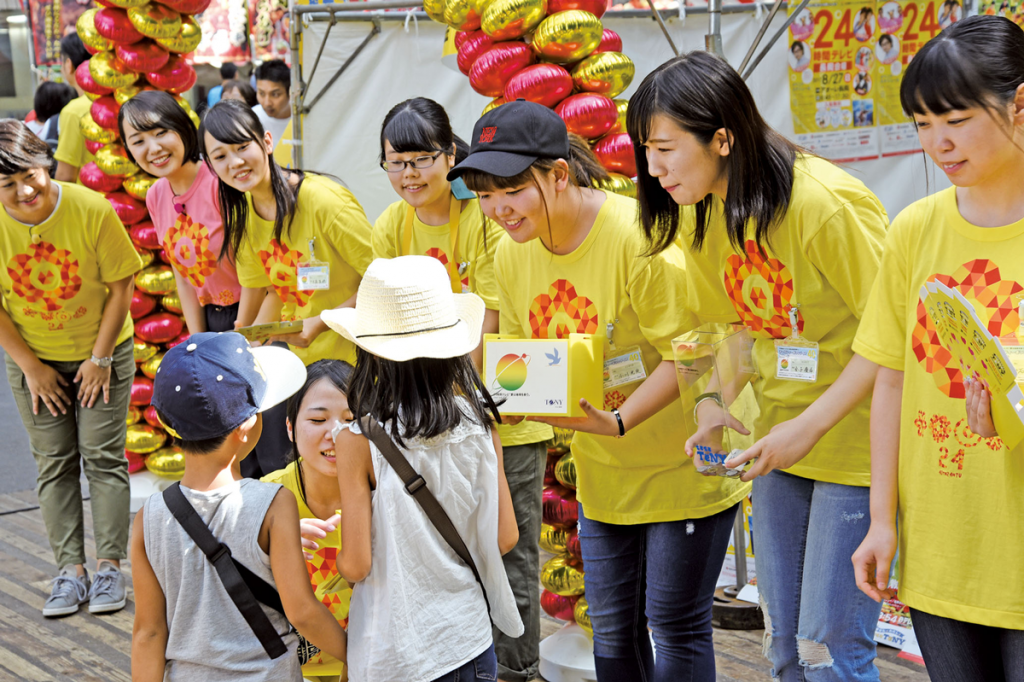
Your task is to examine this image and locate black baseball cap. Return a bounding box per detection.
[152,332,306,441]
[447,99,570,180]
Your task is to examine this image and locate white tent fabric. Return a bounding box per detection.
[297,9,950,223]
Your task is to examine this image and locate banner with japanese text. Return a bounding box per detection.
[193,0,250,64]
[24,0,94,66]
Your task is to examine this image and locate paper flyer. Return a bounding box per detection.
[235,319,304,344]
[787,0,880,162]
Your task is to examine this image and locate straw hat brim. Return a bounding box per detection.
[321,293,486,362]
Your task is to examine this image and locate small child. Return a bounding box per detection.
[322,256,523,682]
[130,332,347,681]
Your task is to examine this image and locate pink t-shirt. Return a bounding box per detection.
[146,163,241,307]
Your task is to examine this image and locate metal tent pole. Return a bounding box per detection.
[289,0,303,169]
[705,0,723,55]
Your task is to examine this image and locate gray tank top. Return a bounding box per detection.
[144,479,301,682]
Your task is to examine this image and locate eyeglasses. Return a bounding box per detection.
[380,151,444,173]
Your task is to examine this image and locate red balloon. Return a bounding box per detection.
[143,405,162,427]
[454,29,473,49]
[457,30,496,76]
[469,42,534,98]
[166,331,191,348]
[94,7,145,43]
[79,162,124,192]
[129,220,161,250]
[107,191,148,225]
[90,95,121,130]
[85,140,106,155]
[125,449,147,473]
[157,248,173,264]
[131,376,154,406]
[145,54,196,94]
[136,312,184,344]
[543,484,578,529]
[566,528,582,560]
[156,0,212,13]
[116,39,170,72]
[593,28,622,54]
[130,290,157,319]
[504,63,573,108]
[549,0,608,18]
[541,590,580,621]
[593,133,636,177]
[544,452,561,487]
[76,61,113,96]
[555,93,617,139]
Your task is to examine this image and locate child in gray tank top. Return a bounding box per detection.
[130,332,348,681]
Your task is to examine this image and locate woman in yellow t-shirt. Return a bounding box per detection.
[263,360,355,682]
[454,101,749,681]
[851,17,1024,678]
[198,100,373,478]
[0,120,142,616]
[628,52,889,680]
[373,97,550,682]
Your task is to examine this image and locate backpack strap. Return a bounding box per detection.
[162,483,289,659]
[357,416,491,615]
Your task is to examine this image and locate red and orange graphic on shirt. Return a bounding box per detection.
[723,239,803,339]
[7,241,82,312]
[424,247,469,291]
[529,279,599,339]
[163,214,219,290]
[258,239,313,308]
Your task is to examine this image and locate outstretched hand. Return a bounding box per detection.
[684,401,750,466]
[725,416,820,482]
[964,377,997,438]
[528,399,620,437]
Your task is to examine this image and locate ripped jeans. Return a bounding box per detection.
[753,471,881,682]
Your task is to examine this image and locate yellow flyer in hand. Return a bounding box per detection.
[236,319,304,344]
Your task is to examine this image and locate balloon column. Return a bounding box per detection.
[440,0,637,198]
[77,0,206,482]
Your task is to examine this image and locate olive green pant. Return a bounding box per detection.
[5,339,134,568]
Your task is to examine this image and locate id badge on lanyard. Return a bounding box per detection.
[775,305,818,382]
[403,196,466,293]
[297,238,330,291]
[603,321,648,390]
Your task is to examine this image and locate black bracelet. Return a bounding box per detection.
[611,408,625,437]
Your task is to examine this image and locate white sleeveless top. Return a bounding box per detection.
[345,406,524,682]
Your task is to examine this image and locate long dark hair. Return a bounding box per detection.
[198,99,303,260]
[380,97,470,166]
[348,349,499,448]
[900,15,1024,122]
[627,50,799,254]
[118,90,201,166]
[285,359,353,506]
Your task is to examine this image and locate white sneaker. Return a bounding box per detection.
[88,560,127,614]
[42,565,90,617]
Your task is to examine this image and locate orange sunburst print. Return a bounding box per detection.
[259,239,312,307]
[7,241,82,312]
[164,214,218,289]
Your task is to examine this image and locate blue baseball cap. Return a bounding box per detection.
[152,332,307,441]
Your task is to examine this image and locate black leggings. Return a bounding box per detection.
[911,608,1024,682]
[203,302,239,333]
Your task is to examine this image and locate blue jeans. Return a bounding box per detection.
[911,608,1024,682]
[578,502,738,682]
[753,470,881,681]
[431,644,498,682]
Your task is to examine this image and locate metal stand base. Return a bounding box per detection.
[712,586,764,630]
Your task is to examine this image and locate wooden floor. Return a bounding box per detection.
[0,491,928,681]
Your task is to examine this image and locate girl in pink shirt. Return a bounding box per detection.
[118,91,242,333]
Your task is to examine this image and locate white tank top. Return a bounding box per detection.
[345,406,524,682]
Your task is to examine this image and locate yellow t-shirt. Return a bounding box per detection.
[495,190,750,524]
[262,461,350,677]
[54,95,95,177]
[681,155,887,486]
[272,119,294,170]
[236,174,373,365]
[372,197,504,310]
[0,182,141,361]
[852,188,1024,629]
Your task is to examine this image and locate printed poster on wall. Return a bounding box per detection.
[787,0,880,162]
[251,0,291,64]
[875,0,959,156]
[24,0,94,66]
[978,0,1023,25]
[192,0,250,64]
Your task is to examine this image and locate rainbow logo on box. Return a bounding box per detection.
[493,353,531,391]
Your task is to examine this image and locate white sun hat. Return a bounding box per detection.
[321,256,485,362]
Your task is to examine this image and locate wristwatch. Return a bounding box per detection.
[90,355,114,369]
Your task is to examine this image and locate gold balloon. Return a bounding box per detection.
[126,424,167,454]
[597,173,636,199]
[141,351,164,379]
[146,446,185,479]
[571,51,635,98]
[541,554,586,596]
[188,110,200,128]
[156,16,202,54]
[95,143,140,177]
[574,596,592,637]
[86,92,103,102]
[134,338,159,363]
[123,173,157,200]
[106,0,149,7]
[128,3,182,40]
[136,246,155,267]
[89,51,138,90]
[161,292,182,314]
[539,523,570,554]
[481,97,505,117]
[173,94,191,112]
[80,113,118,144]
[551,426,574,452]
[126,405,142,426]
[444,0,483,31]
[481,0,547,40]
[554,451,577,489]
[613,98,628,133]
[135,265,176,295]
[77,9,115,53]
[531,10,602,64]
[114,82,155,106]
[424,0,447,23]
